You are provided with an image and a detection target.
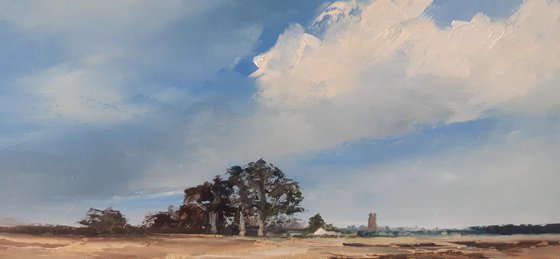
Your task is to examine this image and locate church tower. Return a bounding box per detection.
[367,212,377,232]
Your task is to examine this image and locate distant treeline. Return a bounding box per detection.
[467,224,560,235]
[0,224,207,236]
[0,225,127,236]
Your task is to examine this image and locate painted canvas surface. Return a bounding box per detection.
[1,0,559,258]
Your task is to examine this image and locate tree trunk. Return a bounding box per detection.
[257,190,266,237]
[209,212,217,234]
[209,189,220,235]
[238,210,246,237]
[257,212,265,237]
[255,184,267,237]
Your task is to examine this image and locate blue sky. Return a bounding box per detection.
[1,0,559,228]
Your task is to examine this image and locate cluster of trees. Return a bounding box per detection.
[142,159,304,236]
[76,159,346,236]
[77,208,129,234]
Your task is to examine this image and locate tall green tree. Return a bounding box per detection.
[227,165,253,236]
[243,159,304,236]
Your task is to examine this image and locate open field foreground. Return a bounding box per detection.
[0,233,559,258]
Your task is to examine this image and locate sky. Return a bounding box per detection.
[0,0,558,229]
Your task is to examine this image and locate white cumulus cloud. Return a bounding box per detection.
[249,0,560,154]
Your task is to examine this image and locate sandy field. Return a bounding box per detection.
[0,233,559,258]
